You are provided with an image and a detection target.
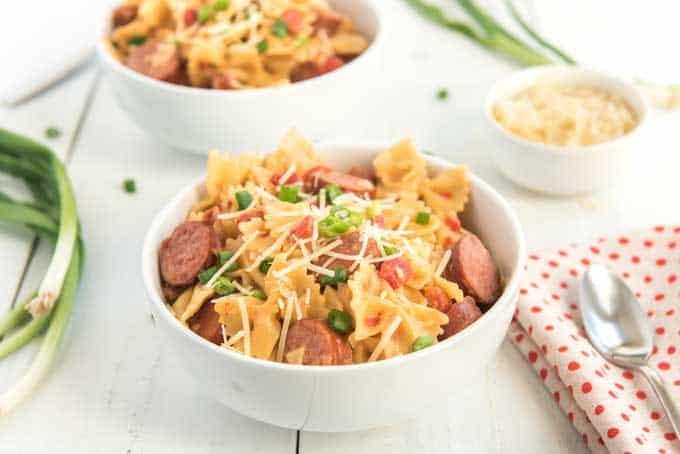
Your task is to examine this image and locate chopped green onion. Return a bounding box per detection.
[278,184,300,203]
[259,257,273,274]
[127,35,147,46]
[198,4,214,23]
[251,289,266,300]
[348,211,364,227]
[213,277,235,296]
[436,88,448,100]
[235,191,253,210]
[323,184,342,203]
[256,39,269,53]
[412,335,434,352]
[123,178,136,194]
[320,266,348,287]
[383,245,399,256]
[328,309,353,334]
[272,18,288,38]
[45,127,61,139]
[366,201,381,219]
[218,251,237,272]
[198,266,217,284]
[213,0,229,11]
[318,215,350,238]
[416,212,430,225]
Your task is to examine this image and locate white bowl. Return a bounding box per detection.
[97,0,383,153]
[485,66,648,196]
[141,145,526,432]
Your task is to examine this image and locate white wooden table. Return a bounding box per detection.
[1,1,679,452]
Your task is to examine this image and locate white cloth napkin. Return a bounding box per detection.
[0,0,111,105]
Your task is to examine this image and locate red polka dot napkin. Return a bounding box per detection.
[509,225,680,453]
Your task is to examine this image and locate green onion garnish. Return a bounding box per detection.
[213,0,229,11]
[198,4,214,23]
[256,39,268,53]
[328,309,353,334]
[127,35,147,46]
[198,266,217,284]
[278,184,300,203]
[218,251,237,272]
[235,190,253,210]
[320,266,348,287]
[123,178,136,194]
[251,289,266,300]
[412,335,434,352]
[272,18,288,38]
[365,201,381,219]
[383,245,399,256]
[322,184,342,203]
[436,88,448,100]
[213,277,235,296]
[259,257,273,274]
[416,212,430,225]
[318,215,350,238]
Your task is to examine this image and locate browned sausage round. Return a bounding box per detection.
[439,296,482,340]
[444,233,500,304]
[347,165,376,183]
[304,166,375,196]
[284,319,352,365]
[112,4,137,27]
[190,302,222,345]
[313,8,343,36]
[160,221,213,286]
[315,231,380,272]
[290,62,320,83]
[125,39,182,83]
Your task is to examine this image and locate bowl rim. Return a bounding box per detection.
[96,0,384,97]
[141,145,527,373]
[484,65,649,155]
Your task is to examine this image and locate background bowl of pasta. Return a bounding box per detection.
[485,65,648,196]
[97,0,382,153]
[142,139,526,432]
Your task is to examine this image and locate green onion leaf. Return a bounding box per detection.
[123,178,136,194]
[213,0,230,11]
[251,289,266,300]
[235,190,253,210]
[323,184,342,203]
[436,88,448,100]
[198,4,214,23]
[198,266,217,284]
[45,127,61,139]
[328,309,353,334]
[127,35,147,46]
[278,184,300,203]
[365,201,381,219]
[272,18,288,38]
[320,266,348,287]
[318,215,350,238]
[415,212,430,225]
[256,39,269,53]
[213,277,235,296]
[259,257,273,274]
[412,335,434,352]
[382,245,399,256]
[218,251,237,272]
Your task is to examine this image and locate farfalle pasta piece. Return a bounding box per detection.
[179,284,215,323]
[374,139,427,194]
[137,0,169,27]
[264,255,326,321]
[264,129,322,175]
[421,166,470,215]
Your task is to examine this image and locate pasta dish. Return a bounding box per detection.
[107,0,369,89]
[158,130,501,365]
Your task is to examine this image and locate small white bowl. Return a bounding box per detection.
[97,0,383,153]
[141,145,526,432]
[485,66,648,196]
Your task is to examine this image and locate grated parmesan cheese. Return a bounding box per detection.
[225,330,245,347]
[368,315,402,362]
[245,231,290,272]
[276,295,295,362]
[207,231,259,287]
[273,239,343,278]
[434,249,452,278]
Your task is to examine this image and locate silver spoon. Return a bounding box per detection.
[579,264,680,436]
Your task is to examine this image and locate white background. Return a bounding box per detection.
[1,1,679,452]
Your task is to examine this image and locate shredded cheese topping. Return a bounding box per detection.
[368,315,402,362]
[207,231,259,287]
[434,249,452,278]
[273,239,343,278]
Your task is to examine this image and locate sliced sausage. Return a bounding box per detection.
[161,283,185,303]
[347,165,376,183]
[284,319,352,365]
[313,8,343,36]
[315,231,380,271]
[160,221,213,286]
[125,39,183,83]
[290,61,320,83]
[304,166,375,196]
[190,302,223,345]
[439,296,482,340]
[444,233,500,304]
[112,4,137,27]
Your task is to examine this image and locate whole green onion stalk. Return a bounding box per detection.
[0,128,83,416]
[404,0,576,67]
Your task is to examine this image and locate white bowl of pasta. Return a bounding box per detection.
[97,0,383,153]
[142,131,526,431]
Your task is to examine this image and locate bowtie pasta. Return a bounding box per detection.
[159,130,502,365]
[107,0,369,89]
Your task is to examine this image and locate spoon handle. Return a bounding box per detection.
[640,365,680,436]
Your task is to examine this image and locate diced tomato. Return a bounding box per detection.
[237,209,264,224]
[444,215,461,232]
[270,171,301,186]
[365,314,380,327]
[281,9,305,34]
[443,236,454,248]
[378,257,413,289]
[184,8,197,26]
[291,216,314,239]
[319,56,344,74]
[440,191,453,199]
[424,286,452,313]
